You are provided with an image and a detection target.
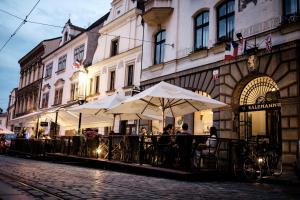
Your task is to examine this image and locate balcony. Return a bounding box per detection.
[143,0,173,26]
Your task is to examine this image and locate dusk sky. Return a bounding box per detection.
[0,0,111,111]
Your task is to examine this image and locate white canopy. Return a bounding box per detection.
[0,125,14,134]
[69,93,161,121]
[108,81,227,118]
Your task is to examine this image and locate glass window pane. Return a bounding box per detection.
[196,14,203,26]
[219,4,226,17]
[161,30,166,40]
[227,16,234,40]
[203,12,209,24]
[218,19,226,40]
[196,28,203,49]
[156,32,161,42]
[155,44,161,64]
[285,0,298,15]
[227,1,235,13]
[161,43,165,62]
[203,26,209,48]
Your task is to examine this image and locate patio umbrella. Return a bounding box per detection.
[69,93,161,130]
[0,125,14,134]
[108,81,227,126]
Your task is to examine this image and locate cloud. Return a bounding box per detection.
[0,0,111,109]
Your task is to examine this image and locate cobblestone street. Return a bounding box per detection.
[0,155,299,199]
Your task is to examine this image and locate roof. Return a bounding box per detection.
[0,113,7,117]
[18,37,61,64]
[43,12,109,60]
[86,12,110,31]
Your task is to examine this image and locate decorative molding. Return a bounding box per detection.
[54,78,65,87]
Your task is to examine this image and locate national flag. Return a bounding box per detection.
[224,41,238,60]
[265,34,272,52]
[72,59,82,69]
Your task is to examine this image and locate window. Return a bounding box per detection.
[74,44,85,62]
[57,55,67,72]
[154,30,166,65]
[41,92,49,108]
[45,63,53,78]
[64,31,68,42]
[54,87,63,105]
[95,76,100,94]
[194,11,209,50]
[111,39,119,56]
[70,83,78,101]
[284,0,300,16]
[109,71,116,91]
[89,78,93,95]
[217,0,235,42]
[126,65,134,86]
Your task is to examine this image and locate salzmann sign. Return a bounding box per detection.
[239,103,281,112]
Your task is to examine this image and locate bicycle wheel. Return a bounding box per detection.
[273,156,283,176]
[243,157,259,181]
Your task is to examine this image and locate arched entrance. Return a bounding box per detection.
[238,76,282,152]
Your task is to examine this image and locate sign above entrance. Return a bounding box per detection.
[239,103,281,112]
[40,122,48,127]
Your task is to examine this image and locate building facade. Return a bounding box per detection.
[11,38,61,133]
[140,0,300,164]
[0,112,7,128]
[89,0,143,134]
[6,88,18,131]
[40,16,108,136]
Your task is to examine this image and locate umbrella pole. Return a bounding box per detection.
[78,113,82,135]
[35,116,39,139]
[112,114,116,133]
[54,111,58,137]
[162,98,165,130]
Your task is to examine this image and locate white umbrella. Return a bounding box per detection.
[69,93,161,130]
[0,125,14,134]
[108,81,227,125]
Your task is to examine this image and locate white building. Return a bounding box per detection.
[40,16,108,136]
[140,0,300,164]
[6,88,18,131]
[88,0,144,134]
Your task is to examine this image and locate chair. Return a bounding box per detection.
[194,137,220,169]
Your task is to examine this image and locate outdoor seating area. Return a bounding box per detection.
[9,135,233,172]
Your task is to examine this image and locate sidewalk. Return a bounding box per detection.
[260,166,300,186]
[46,153,222,181]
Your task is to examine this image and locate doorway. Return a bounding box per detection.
[238,76,282,152]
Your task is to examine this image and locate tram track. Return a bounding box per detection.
[0,171,66,199]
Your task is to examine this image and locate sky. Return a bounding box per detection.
[0,0,111,111]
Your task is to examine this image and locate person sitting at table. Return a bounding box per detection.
[193,127,218,167]
[139,127,148,137]
[175,123,193,169]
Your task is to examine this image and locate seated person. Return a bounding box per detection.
[198,127,218,156]
[175,123,193,169]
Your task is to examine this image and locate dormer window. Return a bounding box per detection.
[64,31,68,42]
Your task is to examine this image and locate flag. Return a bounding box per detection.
[265,34,272,53]
[224,41,238,60]
[72,59,82,69]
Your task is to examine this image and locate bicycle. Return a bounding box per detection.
[242,143,282,181]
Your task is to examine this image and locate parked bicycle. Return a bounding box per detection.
[243,142,282,181]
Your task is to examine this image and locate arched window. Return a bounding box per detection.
[194,11,209,50]
[154,30,166,65]
[284,0,300,16]
[217,0,235,42]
